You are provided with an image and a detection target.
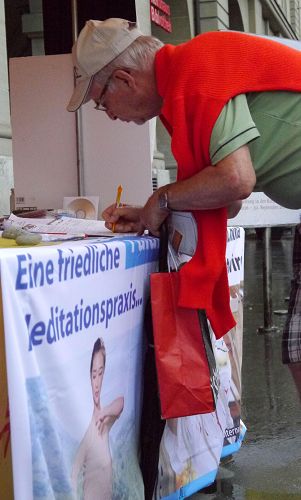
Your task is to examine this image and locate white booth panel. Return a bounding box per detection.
[80,101,153,212]
[9,54,78,210]
[9,53,153,214]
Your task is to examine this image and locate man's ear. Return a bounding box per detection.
[112,69,136,89]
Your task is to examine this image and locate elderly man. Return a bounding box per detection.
[67,19,301,398]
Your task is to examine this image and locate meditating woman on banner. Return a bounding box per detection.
[71,337,124,500]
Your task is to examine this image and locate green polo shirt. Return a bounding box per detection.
[210,92,301,209]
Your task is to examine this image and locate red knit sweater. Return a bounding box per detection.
[155,31,301,338]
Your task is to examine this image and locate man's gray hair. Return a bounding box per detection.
[93,35,163,88]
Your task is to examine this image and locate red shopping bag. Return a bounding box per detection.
[150,257,219,419]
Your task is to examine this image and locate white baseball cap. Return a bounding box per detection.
[67,18,142,112]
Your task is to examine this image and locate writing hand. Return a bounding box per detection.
[102,204,144,233]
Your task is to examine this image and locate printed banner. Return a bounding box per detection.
[154,224,245,499]
[1,228,245,500]
[0,236,159,500]
[221,227,245,457]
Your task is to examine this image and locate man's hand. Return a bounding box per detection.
[102,204,144,233]
[139,188,170,236]
[102,188,170,236]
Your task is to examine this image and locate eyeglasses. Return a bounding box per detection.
[94,78,111,111]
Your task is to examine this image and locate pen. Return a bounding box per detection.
[112,184,123,233]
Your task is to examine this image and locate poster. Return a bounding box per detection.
[0,235,159,500]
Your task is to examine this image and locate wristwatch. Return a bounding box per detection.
[158,190,170,210]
